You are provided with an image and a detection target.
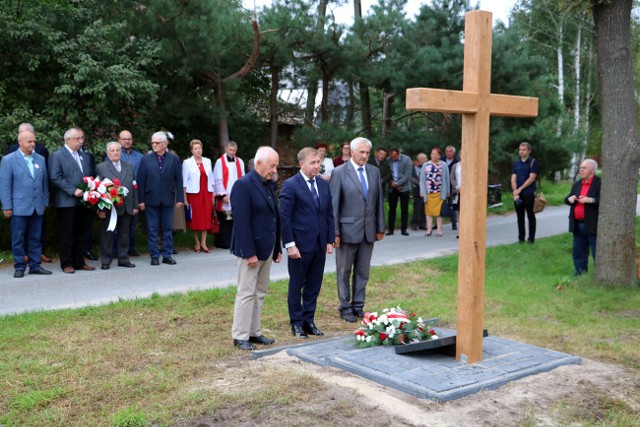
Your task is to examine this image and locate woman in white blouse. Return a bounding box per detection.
[316,142,334,181]
[182,140,215,252]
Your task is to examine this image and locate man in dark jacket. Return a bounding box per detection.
[564,159,601,275]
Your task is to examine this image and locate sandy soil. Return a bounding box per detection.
[179,351,639,426]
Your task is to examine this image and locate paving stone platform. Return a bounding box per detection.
[253,328,581,402]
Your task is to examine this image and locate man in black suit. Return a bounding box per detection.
[230,146,282,351]
[48,128,96,273]
[280,147,335,339]
[137,131,184,266]
[95,142,138,270]
[564,159,601,275]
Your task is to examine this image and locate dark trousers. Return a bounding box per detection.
[287,241,326,326]
[515,193,536,242]
[11,213,43,272]
[57,206,90,269]
[411,187,426,229]
[112,212,138,255]
[145,205,174,259]
[388,188,409,232]
[100,212,132,264]
[449,199,458,229]
[573,221,597,275]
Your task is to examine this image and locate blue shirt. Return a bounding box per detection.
[512,157,539,195]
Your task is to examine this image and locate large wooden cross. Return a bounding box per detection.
[406,11,538,364]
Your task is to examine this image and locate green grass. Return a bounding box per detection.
[0,197,638,426]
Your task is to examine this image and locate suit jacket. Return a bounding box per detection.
[330,162,385,244]
[137,152,184,207]
[182,156,214,194]
[95,160,139,216]
[387,153,413,192]
[279,173,335,253]
[230,170,282,261]
[564,176,601,234]
[368,157,391,187]
[49,146,95,208]
[0,150,48,215]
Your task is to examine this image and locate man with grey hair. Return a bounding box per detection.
[564,159,601,275]
[230,146,282,350]
[95,142,138,270]
[48,128,96,273]
[137,131,184,265]
[213,140,245,249]
[330,137,385,323]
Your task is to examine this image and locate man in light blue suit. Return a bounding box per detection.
[280,147,335,338]
[0,130,52,278]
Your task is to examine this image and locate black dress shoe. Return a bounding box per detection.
[249,335,275,345]
[354,309,365,318]
[292,325,308,339]
[84,251,98,261]
[303,322,324,336]
[385,231,394,236]
[340,312,357,323]
[14,270,25,278]
[117,261,136,268]
[101,264,110,270]
[232,339,256,351]
[172,249,178,255]
[150,258,159,266]
[128,249,140,257]
[162,257,177,265]
[29,268,52,275]
[401,231,409,236]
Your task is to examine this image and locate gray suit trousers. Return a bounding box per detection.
[335,241,374,313]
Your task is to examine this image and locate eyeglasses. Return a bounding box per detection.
[151,141,165,145]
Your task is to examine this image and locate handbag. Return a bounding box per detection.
[208,213,220,234]
[440,200,453,217]
[534,192,547,213]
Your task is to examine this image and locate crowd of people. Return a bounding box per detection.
[0,124,600,349]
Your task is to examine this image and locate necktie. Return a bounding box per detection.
[358,167,368,199]
[114,162,121,172]
[73,151,83,172]
[309,179,320,209]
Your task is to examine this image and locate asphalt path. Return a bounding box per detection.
[2,203,587,317]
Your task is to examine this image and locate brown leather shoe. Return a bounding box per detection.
[63,267,75,274]
[41,254,52,263]
[78,264,96,271]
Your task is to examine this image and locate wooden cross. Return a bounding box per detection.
[406,11,538,364]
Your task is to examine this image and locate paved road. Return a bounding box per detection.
[1,204,579,316]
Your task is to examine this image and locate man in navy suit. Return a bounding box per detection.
[49,128,96,273]
[0,130,52,277]
[137,131,184,265]
[230,146,282,351]
[280,147,335,338]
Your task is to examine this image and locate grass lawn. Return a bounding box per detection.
[1,220,639,425]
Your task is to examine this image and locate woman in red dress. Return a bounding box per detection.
[182,140,215,252]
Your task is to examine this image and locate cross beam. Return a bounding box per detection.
[406,11,538,363]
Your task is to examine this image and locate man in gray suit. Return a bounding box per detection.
[95,142,138,270]
[330,137,385,323]
[49,128,96,273]
[0,130,51,278]
[386,148,413,235]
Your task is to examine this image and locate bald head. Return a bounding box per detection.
[18,131,36,155]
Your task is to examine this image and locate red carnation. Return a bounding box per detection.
[354,329,365,336]
[109,187,118,197]
[113,178,121,186]
[379,332,387,340]
[429,329,436,336]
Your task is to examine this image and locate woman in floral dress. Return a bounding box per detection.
[419,147,450,237]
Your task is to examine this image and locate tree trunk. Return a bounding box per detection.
[215,79,229,146]
[345,81,355,127]
[569,23,582,180]
[555,23,564,137]
[593,0,639,287]
[270,66,280,148]
[382,92,394,137]
[320,72,331,123]
[360,82,372,137]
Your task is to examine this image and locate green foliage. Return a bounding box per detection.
[108,407,149,427]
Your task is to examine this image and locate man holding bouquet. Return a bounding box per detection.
[95,142,138,270]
